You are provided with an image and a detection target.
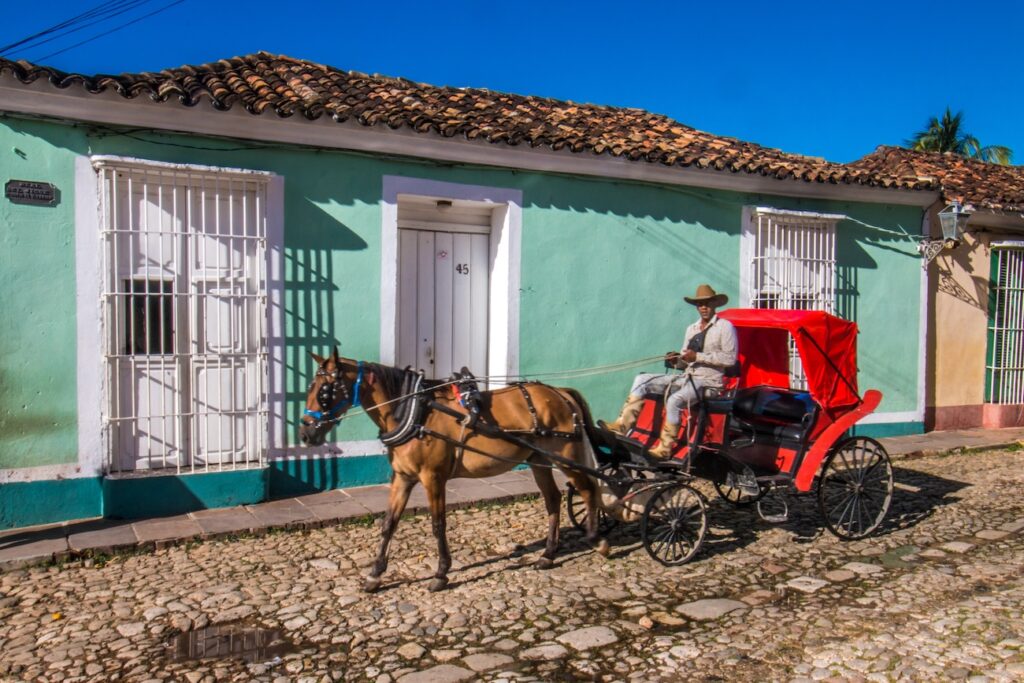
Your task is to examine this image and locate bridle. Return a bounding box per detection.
[303,360,365,429]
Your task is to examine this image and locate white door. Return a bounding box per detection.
[398,229,490,379]
[189,184,264,466]
[110,180,187,471]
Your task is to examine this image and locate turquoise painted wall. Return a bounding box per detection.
[0,118,81,468]
[0,477,101,528]
[103,468,266,520]
[0,115,924,526]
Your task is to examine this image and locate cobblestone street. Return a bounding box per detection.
[2,447,1023,682]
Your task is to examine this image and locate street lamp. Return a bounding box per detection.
[936,201,972,248]
[920,201,973,266]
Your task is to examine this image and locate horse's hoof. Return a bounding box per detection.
[594,539,610,557]
[363,576,382,593]
[427,577,449,592]
[534,557,555,570]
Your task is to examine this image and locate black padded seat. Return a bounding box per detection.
[729,386,818,444]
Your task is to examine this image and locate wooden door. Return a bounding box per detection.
[398,229,489,379]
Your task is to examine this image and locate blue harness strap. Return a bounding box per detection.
[304,361,363,421]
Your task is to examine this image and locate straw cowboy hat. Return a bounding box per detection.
[684,284,728,308]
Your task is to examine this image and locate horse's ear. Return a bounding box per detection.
[332,345,340,362]
[310,351,326,365]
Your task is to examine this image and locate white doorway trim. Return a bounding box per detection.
[76,155,284,472]
[381,176,522,383]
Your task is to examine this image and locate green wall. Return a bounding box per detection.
[0,115,925,508]
[0,119,81,468]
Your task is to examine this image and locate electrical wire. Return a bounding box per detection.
[33,0,186,63]
[0,1,154,57]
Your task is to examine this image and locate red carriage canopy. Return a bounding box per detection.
[718,308,861,411]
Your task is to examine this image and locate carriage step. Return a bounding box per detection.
[726,470,761,497]
[756,490,790,524]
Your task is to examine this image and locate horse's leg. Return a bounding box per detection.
[421,472,452,592]
[363,472,417,593]
[529,464,563,569]
[566,470,610,557]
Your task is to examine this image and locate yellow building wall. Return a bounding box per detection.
[929,214,1024,430]
[932,230,991,412]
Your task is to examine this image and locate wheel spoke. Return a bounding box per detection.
[854,494,867,535]
[830,490,857,527]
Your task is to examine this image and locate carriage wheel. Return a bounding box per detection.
[640,483,707,566]
[714,478,769,507]
[566,484,618,534]
[817,436,894,540]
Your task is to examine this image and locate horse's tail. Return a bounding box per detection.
[559,387,609,450]
[560,387,628,518]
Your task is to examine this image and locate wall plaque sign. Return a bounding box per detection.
[5,180,58,206]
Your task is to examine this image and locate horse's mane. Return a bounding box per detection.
[363,362,409,400]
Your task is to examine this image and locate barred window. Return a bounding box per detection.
[744,208,841,388]
[987,245,1024,404]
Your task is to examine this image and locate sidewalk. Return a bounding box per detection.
[2,427,1023,571]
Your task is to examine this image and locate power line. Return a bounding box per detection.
[0,1,151,57]
[33,0,187,64]
[8,2,157,58]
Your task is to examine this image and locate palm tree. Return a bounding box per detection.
[906,107,1013,165]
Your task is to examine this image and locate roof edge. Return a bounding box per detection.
[0,70,938,206]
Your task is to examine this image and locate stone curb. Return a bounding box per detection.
[892,440,1023,461]
[0,490,541,572]
[2,437,1022,572]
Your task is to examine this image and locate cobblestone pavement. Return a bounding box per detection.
[2,448,1023,682]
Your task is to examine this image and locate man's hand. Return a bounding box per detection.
[664,351,682,369]
[681,349,698,363]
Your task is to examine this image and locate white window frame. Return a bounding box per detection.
[740,207,842,388]
[77,156,284,476]
[739,207,841,312]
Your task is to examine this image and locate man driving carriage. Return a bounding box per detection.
[603,284,738,458]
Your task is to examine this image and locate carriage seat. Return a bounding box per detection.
[729,386,818,443]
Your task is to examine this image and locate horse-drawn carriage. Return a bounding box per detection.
[569,308,894,565]
[300,308,894,590]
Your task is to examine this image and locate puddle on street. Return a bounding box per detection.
[877,545,921,569]
[168,623,297,663]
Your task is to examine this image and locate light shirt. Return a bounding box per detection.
[680,314,738,388]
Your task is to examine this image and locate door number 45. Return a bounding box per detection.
[455,263,470,275]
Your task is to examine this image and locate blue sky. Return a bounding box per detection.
[1,0,1019,164]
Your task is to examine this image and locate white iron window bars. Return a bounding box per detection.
[97,160,270,473]
[748,208,839,388]
[987,246,1024,405]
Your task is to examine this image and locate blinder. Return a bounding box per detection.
[303,361,364,427]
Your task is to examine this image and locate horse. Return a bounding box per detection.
[298,347,609,592]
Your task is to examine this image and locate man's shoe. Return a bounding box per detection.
[603,394,644,435]
[648,421,678,459]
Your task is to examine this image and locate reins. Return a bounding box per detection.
[304,354,684,486]
[324,354,666,425]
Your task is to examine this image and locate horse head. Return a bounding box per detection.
[299,346,364,446]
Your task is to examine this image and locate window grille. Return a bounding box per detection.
[987,246,1024,404]
[747,208,839,388]
[97,161,269,473]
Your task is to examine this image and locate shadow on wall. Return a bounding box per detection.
[836,265,859,323]
[284,199,368,448]
[269,454,392,497]
[935,246,988,312]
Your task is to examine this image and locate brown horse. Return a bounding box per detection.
[298,348,608,592]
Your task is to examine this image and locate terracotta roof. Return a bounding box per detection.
[850,146,1024,213]
[1,52,931,192]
